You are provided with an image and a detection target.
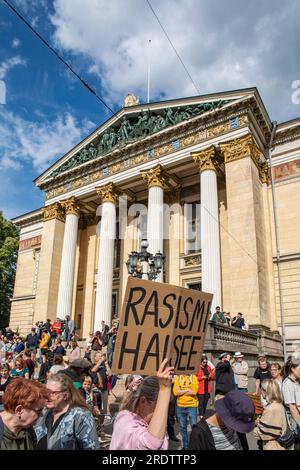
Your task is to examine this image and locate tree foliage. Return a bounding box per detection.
[0,211,19,329]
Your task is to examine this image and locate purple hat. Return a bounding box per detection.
[215,390,255,434]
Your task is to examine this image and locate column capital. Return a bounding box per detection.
[192,145,221,173]
[42,202,65,223]
[96,182,121,204]
[62,197,81,217]
[141,165,167,189]
[220,134,267,183]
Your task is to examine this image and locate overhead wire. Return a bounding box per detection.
[2,0,118,118]
[145,0,200,95]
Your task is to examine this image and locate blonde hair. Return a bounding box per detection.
[121,376,159,414]
[47,374,89,410]
[261,379,282,404]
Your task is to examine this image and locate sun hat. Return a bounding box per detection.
[219,352,229,360]
[215,390,255,434]
[234,352,244,358]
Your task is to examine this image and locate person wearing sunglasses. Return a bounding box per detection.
[10,358,29,379]
[197,355,215,418]
[0,378,48,450]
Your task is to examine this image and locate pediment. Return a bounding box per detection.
[36,88,264,186]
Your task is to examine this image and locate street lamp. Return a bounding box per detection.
[126,239,165,281]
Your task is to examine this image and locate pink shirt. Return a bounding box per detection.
[110,410,168,450]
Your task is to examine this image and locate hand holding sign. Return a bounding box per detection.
[157,358,174,390]
[112,278,213,375]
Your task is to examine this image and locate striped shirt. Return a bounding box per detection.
[208,423,242,450]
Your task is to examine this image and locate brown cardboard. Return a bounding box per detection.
[112,277,213,375]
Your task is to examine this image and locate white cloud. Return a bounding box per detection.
[0,109,95,172]
[50,0,300,121]
[0,56,26,80]
[11,38,21,48]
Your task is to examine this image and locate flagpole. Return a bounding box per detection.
[147,39,151,104]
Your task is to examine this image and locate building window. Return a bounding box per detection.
[114,223,121,268]
[188,282,202,291]
[112,293,118,319]
[184,202,200,254]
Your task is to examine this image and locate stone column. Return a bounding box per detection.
[94,183,120,330]
[220,134,271,326]
[142,165,166,282]
[34,202,66,323]
[193,146,222,312]
[56,197,80,320]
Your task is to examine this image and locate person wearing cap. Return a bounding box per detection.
[232,352,249,392]
[215,353,235,398]
[232,312,245,329]
[189,390,255,450]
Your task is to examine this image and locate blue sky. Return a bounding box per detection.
[1,0,300,220]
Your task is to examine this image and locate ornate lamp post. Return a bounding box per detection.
[126,239,164,281]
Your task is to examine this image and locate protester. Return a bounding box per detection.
[91,352,111,413]
[39,329,51,364]
[232,312,245,329]
[52,338,66,357]
[254,379,293,450]
[167,380,179,442]
[107,326,117,367]
[110,359,174,450]
[23,350,36,379]
[225,312,232,327]
[197,355,214,418]
[173,374,199,449]
[0,364,12,410]
[51,318,62,339]
[0,378,48,450]
[211,307,226,324]
[69,341,81,363]
[271,363,284,390]
[254,357,272,394]
[49,355,66,376]
[35,374,99,449]
[215,353,235,398]
[25,328,39,360]
[189,390,255,450]
[43,319,52,333]
[38,351,54,383]
[90,331,103,364]
[63,315,75,347]
[14,337,25,354]
[232,352,249,392]
[282,355,300,448]
[10,358,29,379]
[82,375,101,418]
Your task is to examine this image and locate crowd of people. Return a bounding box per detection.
[0,317,300,451]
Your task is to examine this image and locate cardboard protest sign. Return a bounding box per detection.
[112,277,213,375]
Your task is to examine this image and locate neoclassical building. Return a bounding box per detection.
[10,88,300,353]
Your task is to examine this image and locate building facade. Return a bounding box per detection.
[10,88,300,353]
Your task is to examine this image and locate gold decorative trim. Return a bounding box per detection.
[192,146,221,173]
[141,165,168,189]
[43,202,65,222]
[220,134,267,183]
[62,197,81,217]
[96,183,121,204]
[45,113,249,200]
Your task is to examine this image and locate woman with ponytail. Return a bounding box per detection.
[110,359,174,450]
[282,355,300,449]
